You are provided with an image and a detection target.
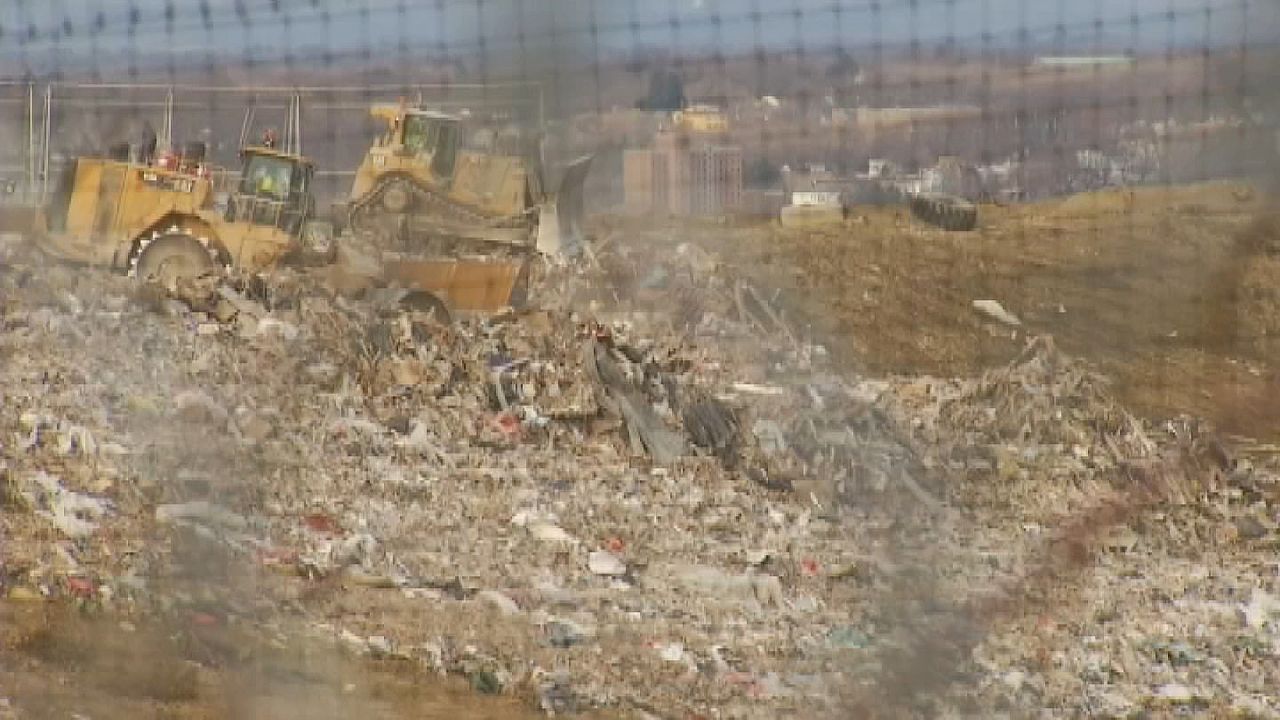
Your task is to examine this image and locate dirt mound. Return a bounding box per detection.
[1238,254,1280,338]
[1232,210,1280,256]
[677,181,1280,438]
[1046,187,1138,217]
[1045,182,1258,220]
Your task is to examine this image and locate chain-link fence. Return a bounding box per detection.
[4,2,1276,208]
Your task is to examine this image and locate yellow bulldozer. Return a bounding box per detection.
[341,102,593,257]
[29,142,332,288]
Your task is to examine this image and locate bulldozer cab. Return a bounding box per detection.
[400,111,460,178]
[368,104,463,180]
[227,147,315,236]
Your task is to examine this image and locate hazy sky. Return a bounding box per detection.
[1,0,1275,72]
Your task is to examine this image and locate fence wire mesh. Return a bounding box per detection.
[0,1,1276,207]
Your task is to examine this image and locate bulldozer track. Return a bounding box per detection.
[347,173,536,252]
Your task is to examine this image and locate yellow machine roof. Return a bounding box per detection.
[242,145,315,167]
[369,103,461,124]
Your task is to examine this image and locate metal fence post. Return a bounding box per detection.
[41,85,52,202]
[26,82,36,202]
[163,86,175,152]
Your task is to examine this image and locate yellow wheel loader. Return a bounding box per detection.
[341,103,593,257]
[30,144,333,288]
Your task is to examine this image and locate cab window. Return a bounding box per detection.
[403,115,438,157]
[432,123,458,177]
[240,154,297,200]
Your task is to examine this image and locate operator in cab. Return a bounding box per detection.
[250,164,276,196]
[250,165,291,200]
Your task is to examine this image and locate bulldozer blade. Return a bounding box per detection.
[381,257,530,313]
[536,154,593,257]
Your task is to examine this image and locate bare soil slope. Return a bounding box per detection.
[603,182,1280,439]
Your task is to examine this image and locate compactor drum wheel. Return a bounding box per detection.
[130,229,221,287]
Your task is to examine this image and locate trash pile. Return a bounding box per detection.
[2,231,1278,718]
[857,335,1280,716]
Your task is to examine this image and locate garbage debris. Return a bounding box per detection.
[586,550,627,577]
[154,501,249,531]
[972,299,1022,326]
[546,618,594,648]
[23,472,111,539]
[477,589,522,616]
[1,223,1276,720]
